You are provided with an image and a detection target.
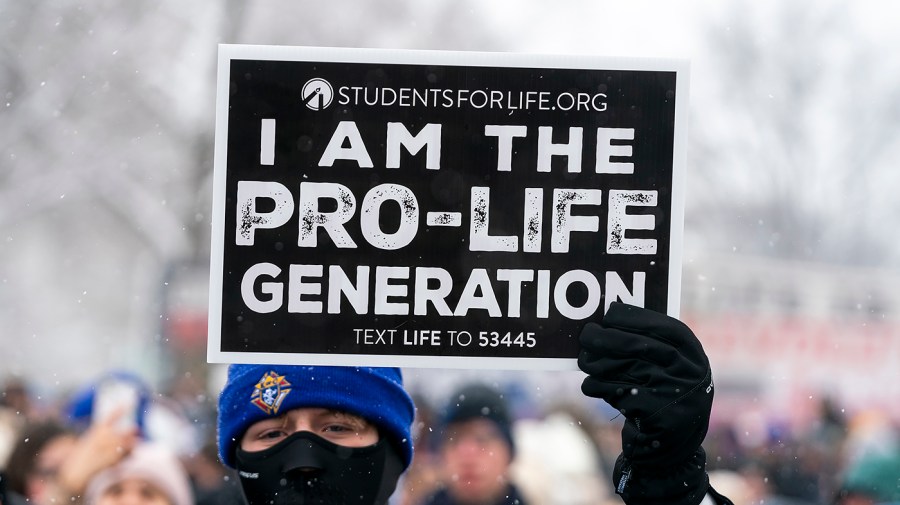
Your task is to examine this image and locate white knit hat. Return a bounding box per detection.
[84,443,193,505]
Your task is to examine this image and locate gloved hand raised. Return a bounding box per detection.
[578,302,717,505]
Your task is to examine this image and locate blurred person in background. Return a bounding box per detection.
[709,466,816,505]
[416,382,526,505]
[0,384,28,505]
[834,452,900,505]
[6,405,192,505]
[0,376,36,498]
[510,405,614,505]
[4,420,78,505]
[20,408,138,504]
[63,371,152,436]
[214,303,734,505]
[1,378,33,421]
[82,443,193,505]
[738,461,816,505]
[832,409,900,505]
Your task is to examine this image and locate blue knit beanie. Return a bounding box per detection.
[439,382,515,455]
[64,370,152,435]
[217,365,415,469]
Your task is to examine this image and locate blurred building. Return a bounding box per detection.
[682,253,900,426]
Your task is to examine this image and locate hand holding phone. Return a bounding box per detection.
[92,379,140,432]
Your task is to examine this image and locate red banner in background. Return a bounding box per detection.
[685,312,900,424]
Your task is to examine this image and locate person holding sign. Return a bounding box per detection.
[215,304,732,505]
[578,302,734,505]
[217,366,414,505]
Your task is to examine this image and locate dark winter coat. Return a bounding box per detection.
[419,484,528,505]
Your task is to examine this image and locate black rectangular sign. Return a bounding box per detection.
[208,45,689,369]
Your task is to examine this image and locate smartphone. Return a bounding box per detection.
[92,379,140,432]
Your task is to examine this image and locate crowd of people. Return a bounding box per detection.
[0,309,897,505]
[0,370,241,505]
[2,370,897,505]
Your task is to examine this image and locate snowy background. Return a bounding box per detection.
[2,0,900,423]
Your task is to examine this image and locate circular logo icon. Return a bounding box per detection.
[301,78,334,111]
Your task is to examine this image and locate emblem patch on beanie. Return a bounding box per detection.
[250,371,292,414]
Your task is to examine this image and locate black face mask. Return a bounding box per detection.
[235,431,404,505]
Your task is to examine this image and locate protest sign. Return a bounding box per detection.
[208,45,689,369]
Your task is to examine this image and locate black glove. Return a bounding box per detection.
[578,302,716,505]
